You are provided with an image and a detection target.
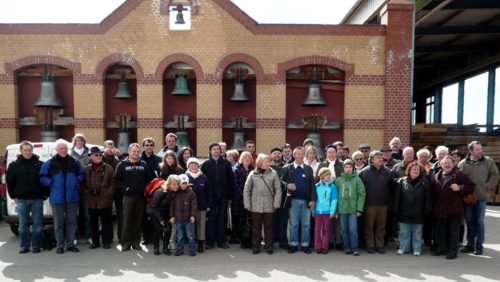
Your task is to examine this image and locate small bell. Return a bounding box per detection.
[171,74,191,96]
[34,71,65,109]
[175,4,186,24]
[114,71,133,99]
[302,67,327,107]
[230,69,249,102]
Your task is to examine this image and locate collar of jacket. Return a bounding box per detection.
[465,154,485,164]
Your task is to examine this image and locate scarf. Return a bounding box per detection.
[186,169,202,179]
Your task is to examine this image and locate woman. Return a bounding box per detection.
[304,146,319,176]
[156,150,183,179]
[394,162,432,256]
[231,151,254,248]
[243,154,282,255]
[147,175,179,255]
[352,151,366,175]
[178,147,194,172]
[431,156,475,260]
[185,157,213,253]
[226,149,240,172]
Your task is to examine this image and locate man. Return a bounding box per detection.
[459,141,499,256]
[381,146,399,169]
[244,140,257,166]
[282,143,295,164]
[281,146,316,254]
[157,133,179,158]
[140,137,162,244]
[270,147,288,249]
[115,143,150,251]
[430,145,449,177]
[102,146,122,241]
[201,142,234,249]
[359,150,394,254]
[333,141,346,161]
[83,147,115,249]
[104,140,122,157]
[358,144,371,164]
[432,156,475,260]
[40,139,85,254]
[392,147,415,179]
[389,137,403,161]
[7,141,44,254]
[316,144,343,249]
[417,148,433,177]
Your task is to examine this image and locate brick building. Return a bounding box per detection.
[0,0,413,157]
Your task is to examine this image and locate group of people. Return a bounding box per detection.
[6,133,499,260]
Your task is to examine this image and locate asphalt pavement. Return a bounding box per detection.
[0,206,499,282]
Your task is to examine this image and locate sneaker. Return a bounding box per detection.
[345,250,353,255]
[132,244,143,251]
[474,249,483,256]
[396,249,405,255]
[56,247,64,254]
[66,246,80,253]
[460,246,474,253]
[19,248,30,254]
[120,244,131,252]
[353,251,360,256]
[414,251,421,256]
[302,247,312,254]
[174,250,184,256]
[32,248,41,254]
[288,246,298,254]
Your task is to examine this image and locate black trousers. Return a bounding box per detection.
[88,207,113,245]
[150,213,172,247]
[434,217,461,256]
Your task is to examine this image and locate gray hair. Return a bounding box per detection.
[255,153,270,168]
[54,138,69,149]
[416,148,431,158]
[435,145,449,155]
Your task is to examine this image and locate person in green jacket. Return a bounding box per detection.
[336,159,366,256]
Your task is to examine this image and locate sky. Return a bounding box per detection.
[0,0,357,24]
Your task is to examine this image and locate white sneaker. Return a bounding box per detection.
[74,239,78,246]
[397,249,405,255]
[414,251,421,256]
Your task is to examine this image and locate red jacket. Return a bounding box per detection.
[432,167,475,219]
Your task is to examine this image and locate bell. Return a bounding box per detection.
[34,74,65,108]
[117,132,131,154]
[231,131,246,152]
[176,131,191,149]
[302,66,327,106]
[171,75,191,95]
[114,72,133,99]
[230,71,249,101]
[306,132,325,160]
[175,6,186,24]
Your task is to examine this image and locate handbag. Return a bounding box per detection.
[463,192,477,205]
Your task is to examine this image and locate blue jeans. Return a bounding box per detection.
[465,200,487,251]
[340,213,359,252]
[176,220,196,252]
[206,198,228,246]
[289,199,311,247]
[52,202,78,249]
[273,208,289,246]
[17,199,44,249]
[398,223,423,253]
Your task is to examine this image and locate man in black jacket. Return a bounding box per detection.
[115,143,150,251]
[7,141,45,254]
[201,142,234,249]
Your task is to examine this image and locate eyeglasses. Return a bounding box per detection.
[354,158,364,161]
[144,144,154,147]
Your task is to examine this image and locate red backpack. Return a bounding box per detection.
[144,178,165,203]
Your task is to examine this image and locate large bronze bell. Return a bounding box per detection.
[230,69,249,102]
[114,72,133,99]
[302,67,327,106]
[34,74,64,108]
[171,74,191,95]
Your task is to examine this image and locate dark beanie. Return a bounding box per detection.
[270,147,282,154]
[208,142,221,152]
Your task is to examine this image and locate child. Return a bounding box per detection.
[146,175,179,255]
[170,174,198,256]
[185,157,213,253]
[313,167,338,254]
[335,160,366,256]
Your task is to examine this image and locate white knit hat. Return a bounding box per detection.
[186,157,199,167]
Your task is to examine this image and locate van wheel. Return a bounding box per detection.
[9,222,19,236]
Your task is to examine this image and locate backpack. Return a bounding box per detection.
[144,178,165,202]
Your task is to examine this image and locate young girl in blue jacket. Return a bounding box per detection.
[313,167,338,254]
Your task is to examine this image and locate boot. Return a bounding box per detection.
[198,240,204,253]
[153,240,160,256]
[163,238,171,256]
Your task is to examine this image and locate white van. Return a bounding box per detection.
[2,142,102,235]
